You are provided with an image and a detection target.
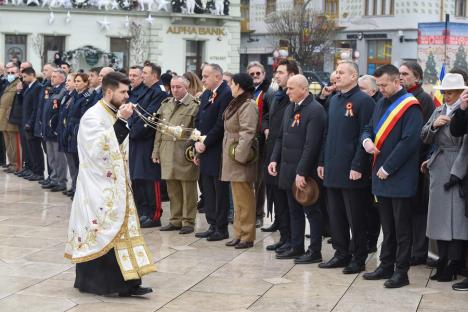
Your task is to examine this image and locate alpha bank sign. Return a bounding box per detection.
[167,26,226,36]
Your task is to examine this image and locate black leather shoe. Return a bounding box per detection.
[195,226,215,238]
[235,241,254,249]
[141,218,162,228]
[27,175,44,181]
[275,243,292,254]
[384,272,409,288]
[294,250,322,264]
[119,286,153,297]
[42,183,57,189]
[343,262,365,274]
[410,256,427,266]
[179,226,194,234]
[38,179,50,185]
[50,185,67,192]
[363,266,394,280]
[225,239,240,247]
[206,231,229,241]
[452,278,468,291]
[276,248,304,260]
[266,241,285,251]
[319,256,351,269]
[159,224,181,231]
[261,220,279,232]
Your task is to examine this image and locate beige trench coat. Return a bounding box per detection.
[152,94,200,181]
[0,79,20,132]
[221,98,259,183]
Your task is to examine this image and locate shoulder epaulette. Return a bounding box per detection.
[161,97,173,104]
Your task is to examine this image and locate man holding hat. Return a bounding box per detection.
[268,74,326,264]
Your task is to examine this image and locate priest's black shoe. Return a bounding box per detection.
[294,250,322,264]
[452,278,468,291]
[141,218,161,228]
[179,226,194,234]
[276,248,304,260]
[275,243,291,254]
[384,272,409,288]
[343,262,365,274]
[410,256,427,266]
[261,220,279,232]
[266,241,285,251]
[159,223,181,231]
[206,231,229,241]
[119,286,153,297]
[51,185,67,192]
[319,256,351,269]
[362,265,394,280]
[195,226,215,238]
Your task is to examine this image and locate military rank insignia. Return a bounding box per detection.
[345,102,354,117]
[291,113,301,127]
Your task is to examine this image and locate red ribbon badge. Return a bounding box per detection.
[345,102,354,117]
[291,113,301,127]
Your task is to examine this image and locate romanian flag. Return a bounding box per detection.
[433,64,446,107]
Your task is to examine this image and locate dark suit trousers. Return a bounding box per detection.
[411,172,429,259]
[378,197,412,273]
[268,184,290,243]
[287,190,322,253]
[255,147,266,218]
[25,133,44,176]
[20,130,31,170]
[327,188,368,263]
[364,188,381,247]
[202,175,229,232]
[132,179,163,221]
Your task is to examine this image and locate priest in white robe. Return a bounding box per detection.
[65,72,156,296]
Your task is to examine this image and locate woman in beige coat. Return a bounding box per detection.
[222,73,259,249]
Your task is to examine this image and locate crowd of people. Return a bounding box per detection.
[0,56,467,296]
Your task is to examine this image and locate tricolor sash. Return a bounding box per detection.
[373,93,420,165]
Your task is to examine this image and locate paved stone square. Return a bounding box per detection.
[0,172,466,312]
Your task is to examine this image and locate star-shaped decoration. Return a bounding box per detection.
[156,0,170,11]
[111,0,119,9]
[123,0,130,6]
[98,16,111,31]
[145,14,154,25]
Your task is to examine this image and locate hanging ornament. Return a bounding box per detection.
[65,11,72,24]
[156,0,170,11]
[145,14,154,25]
[98,16,111,31]
[124,15,130,28]
[26,0,41,6]
[48,11,55,24]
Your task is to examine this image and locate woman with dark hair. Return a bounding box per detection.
[223,73,259,249]
[64,72,92,198]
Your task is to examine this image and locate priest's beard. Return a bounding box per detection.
[110,96,126,109]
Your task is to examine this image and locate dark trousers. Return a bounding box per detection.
[20,129,31,170]
[25,134,44,176]
[378,197,412,273]
[255,147,266,218]
[437,240,465,261]
[286,190,322,253]
[201,175,229,232]
[327,188,368,263]
[411,172,429,259]
[0,131,5,164]
[365,190,381,248]
[267,184,290,243]
[65,152,79,191]
[132,179,163,221]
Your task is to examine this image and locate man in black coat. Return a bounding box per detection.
[20,67,44,181]
[361,64,423,288]
[318,61,374,274]
[128,66,148,104]
[194,63,232,241]
[399,61,435,266]
[128,63,167,229]
[262,59,299,252]
[268,74,326,263]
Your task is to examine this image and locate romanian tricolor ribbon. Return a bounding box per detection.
[372,93,420,166]
[433,64,446,108]
[291,113,301,127]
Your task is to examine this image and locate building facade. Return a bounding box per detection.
[0,2,241,74]
[241,0,468,74]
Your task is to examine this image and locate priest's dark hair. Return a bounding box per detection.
[374,64,400,80]
[102,72,131,93]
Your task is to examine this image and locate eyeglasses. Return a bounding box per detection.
[249,72,262,77]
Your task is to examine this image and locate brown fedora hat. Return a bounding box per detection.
[292,177,320,206]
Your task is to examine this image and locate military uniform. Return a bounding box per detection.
[152,94,200,228]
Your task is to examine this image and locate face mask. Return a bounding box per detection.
[6,74,16,83]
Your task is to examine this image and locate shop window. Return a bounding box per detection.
[110,37,130,70]
[367,40,392,75]
[43,35,65,65]
[455,0,467,17]
[266,0,276,16]
[364,0,394,16]
[186,40,204,75]
[4,34,27,64]
[324,0,339,18]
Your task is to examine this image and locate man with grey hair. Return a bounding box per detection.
[194,63,233,241]
[40,68,68,192]
[152,75,200,231]
[358,74,382,102]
